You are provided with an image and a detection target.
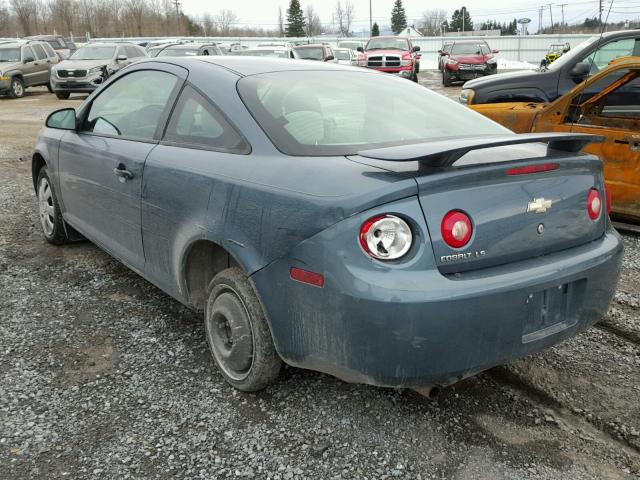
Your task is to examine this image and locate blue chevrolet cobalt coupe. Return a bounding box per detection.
[33,57,622,392]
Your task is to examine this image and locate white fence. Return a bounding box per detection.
[91,33,597,66]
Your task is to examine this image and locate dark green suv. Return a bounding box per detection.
[0,40,59,98]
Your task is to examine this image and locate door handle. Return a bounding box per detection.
[626,135,640,152]
[113,164,134,181]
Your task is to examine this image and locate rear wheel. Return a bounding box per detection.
[9,77,25,98]
[204,267,282,391]
[55,91,70,99]
[37,167,69,245]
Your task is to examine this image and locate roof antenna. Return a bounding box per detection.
[570,0,615,133]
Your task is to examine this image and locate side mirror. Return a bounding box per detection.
[325,55,334,61]
[46,108,76,130]
[440,51,449,56]
[24,56,35,63]
[492,49,499,54]
[569,62,590,78]
[356,46,364,52]
[438,49,442,53]
[412,46,421,52]
[116,54,128,62]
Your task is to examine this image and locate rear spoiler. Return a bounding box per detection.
[357,133,604,168]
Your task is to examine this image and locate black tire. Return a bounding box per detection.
[415,62,420,74]
[36,167,69,245]
[443,69,453,87]
[46,82,54,93]
[205,267,282,391]
[412,71,419,82]
[9,77,25,98]
[55,91,70,100]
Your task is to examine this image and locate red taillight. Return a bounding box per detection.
[290,267,324,288]
[587,188,602,220]
[441,210,473,248]
[506,163,559,176]
[604,184,612,215]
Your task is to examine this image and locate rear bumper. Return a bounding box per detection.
[252,200,622,388]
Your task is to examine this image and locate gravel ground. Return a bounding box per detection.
[1,73,639,480]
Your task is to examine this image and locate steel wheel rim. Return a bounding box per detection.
[13,81,23,97]
[206,288,255,381]
[38,177,55,236]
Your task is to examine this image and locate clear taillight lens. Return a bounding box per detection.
[359,215,412,260]
[587,188,602,220]
[441,211,473,248]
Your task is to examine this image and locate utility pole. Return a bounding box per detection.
[599,0,603,25]
[172,0,180,17]
[558,3,567,31]
[462,6,466,32]
[369,0,372,36]
[539,6,543,33]
[547,3,554,33]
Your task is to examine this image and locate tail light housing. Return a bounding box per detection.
[441,210,473,248]
[359,214,412,260]
[587,188,602,220]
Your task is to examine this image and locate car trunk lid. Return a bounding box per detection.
[355,133,607,273]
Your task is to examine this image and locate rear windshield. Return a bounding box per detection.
[0,48,20,62]
[295,47,324,60]
[237,49,289,58]
[366,38,409,51]
[158,48,199,57]
[334,50,351,60]
[451,43,483,55]
[238,71,509,156]
[71,46,115,60]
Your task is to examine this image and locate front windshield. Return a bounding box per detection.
[0,48,20,62]
[338,41,362,50]
[366,38,409,51]
[548,36,597,70]
[238,71,509,156]
[334,50,351,61]
[158,48,200,57]
[236,49,288,58]
[70,46,116,60]
[295,47,324,60]
[451,43,482,55]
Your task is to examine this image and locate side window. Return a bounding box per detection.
[23,46,35,62]
[164,85,249,153]
[480,45,489,55]
[83,70,178,141]
[43,43,56,57]
[32,44,48,60]
[583,38,637,72]
[126,46,141,58]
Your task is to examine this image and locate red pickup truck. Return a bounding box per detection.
[358,36,420,82]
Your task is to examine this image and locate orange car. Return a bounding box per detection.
[471,57,640,222]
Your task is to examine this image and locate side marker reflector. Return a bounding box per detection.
[290,267,325,288]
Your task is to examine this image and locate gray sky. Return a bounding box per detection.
[179,0,638,34]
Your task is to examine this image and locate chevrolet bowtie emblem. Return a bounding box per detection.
[527,198,553,214]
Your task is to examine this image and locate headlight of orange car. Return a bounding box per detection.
[459,88,475,105]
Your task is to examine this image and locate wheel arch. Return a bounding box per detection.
[32,152,47,193]
[180,239,244,312]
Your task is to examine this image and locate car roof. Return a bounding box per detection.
[245,46,289,51]
[602,28,640,38]
[162,43,217,49]
[452,40,488,44]
[83,42,136,47]
[294,44,326,48]
[26,35,63,40]
[141,56,375,77]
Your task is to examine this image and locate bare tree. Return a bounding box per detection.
[333,0,354,37]
[418,9,447,36]
[201,12,214,36]
[305,4,321,37]
[214,9,237,35]
[10,0,38,35]
[277,6,284,36]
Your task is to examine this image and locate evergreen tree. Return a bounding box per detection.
[285,0,306,37]
[390,0,407,35]
[371,22,380,36]
[450,7,473,32]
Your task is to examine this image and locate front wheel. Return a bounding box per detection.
[205,267,282,391]
[443,69,453,87]
[9,77,25,98]
[37,168,69,245]
[55,91,70,100]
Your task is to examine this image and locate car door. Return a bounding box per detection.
[535,66,640,220]
[141,84,250,293]
[31,43,51,83]
[57,66,186,270]
[558,37,640,99]
[21,46,38,86]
